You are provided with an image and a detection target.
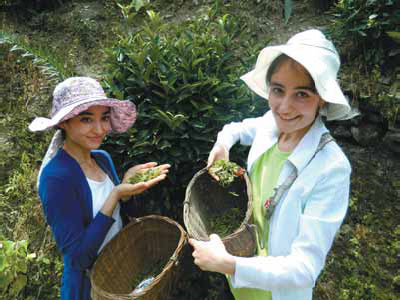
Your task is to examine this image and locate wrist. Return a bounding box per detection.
[220,253,236,275]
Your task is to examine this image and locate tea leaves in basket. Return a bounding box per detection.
[208,207,243,238]
[130,258,167,293]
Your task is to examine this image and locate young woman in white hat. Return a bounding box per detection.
[29,77,170,300]
[189,29,354,300]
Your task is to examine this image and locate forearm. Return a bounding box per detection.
[232,253,315,290]
[100,188,120,217]
[62,212,115,269]
[216,115,266,149]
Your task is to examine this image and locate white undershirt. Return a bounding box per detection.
[87,175,123,253]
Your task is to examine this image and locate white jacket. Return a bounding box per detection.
[216,111,351,300]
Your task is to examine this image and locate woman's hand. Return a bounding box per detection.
[118,162,171,201]
[188,234,235,275]
[207,144,229,180]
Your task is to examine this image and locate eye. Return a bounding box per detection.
[102,115,111,122]
[295,91,311,101]
[271,86,284,96]
[80,117,92,123]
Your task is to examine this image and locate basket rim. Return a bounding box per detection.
[90,214,187,299]
[183,167,253,242]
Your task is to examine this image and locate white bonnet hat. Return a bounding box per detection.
[240,29,352,121]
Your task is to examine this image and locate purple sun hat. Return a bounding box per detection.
[29,77,137,133]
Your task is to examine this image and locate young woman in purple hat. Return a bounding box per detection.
[29,77,170,300]
[189,29,357,300]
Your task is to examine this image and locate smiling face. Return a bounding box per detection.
[268,57,324,140]
[59,105,111,152]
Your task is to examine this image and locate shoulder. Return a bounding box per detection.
[92,150,115,170]
[316,140,352,177]
[92,149,112,160]
[39,149,85,192]
[40,151,76,181]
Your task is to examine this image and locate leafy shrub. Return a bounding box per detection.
[0,239,34,298]
[102,8,265,220]
[327,0,400,128]
[328,0,400,69]
[0,43,62,300]
[314,156,400,300]
[0,0,65,10]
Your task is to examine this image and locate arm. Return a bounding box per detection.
[232,161,351,290]
[207,113,269,172]
[215,114,267,151]
[39,176,113,270]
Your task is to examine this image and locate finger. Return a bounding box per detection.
[209,234,223,244]
[143,174,167,188]
[209,172,220,181]
[209,233,220,241]
[188,238,199,249]
[207,152,216,168]
[157,164,171,173]
[140,162,158,169]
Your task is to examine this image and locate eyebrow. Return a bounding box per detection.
[270,82,317,93]
[78,110,111,116]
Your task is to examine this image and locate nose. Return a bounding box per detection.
[93,120,107,135]
[277,95,292,114]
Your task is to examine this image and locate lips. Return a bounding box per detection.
[278,114,299,121]
[88,136,104,143]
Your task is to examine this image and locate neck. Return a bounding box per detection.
[278,125,311,152]
[63,143,92,166]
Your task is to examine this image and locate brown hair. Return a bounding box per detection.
[266,54,317,93]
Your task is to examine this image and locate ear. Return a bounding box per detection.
[57,121,66,130]
[318,98,325,109]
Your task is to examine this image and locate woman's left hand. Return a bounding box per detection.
[122,162,170,183]
[188,234,236,275]
[118,162,171,200]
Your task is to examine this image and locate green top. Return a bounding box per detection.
[229,143,291,300]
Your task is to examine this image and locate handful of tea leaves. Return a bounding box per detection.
[209,160,245,187]
[128,167,161,184]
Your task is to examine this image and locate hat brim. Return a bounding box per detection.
[240,45,351,121]
[29,97,137,133]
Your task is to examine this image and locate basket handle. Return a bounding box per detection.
[245,223,257,256]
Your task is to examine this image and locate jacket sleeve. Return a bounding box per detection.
[231,158,351,290]
[39,175,114,270]
[216,113,269,150]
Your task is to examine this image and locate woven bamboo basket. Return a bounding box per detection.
[90,215,186,300]
[183,167,256,257]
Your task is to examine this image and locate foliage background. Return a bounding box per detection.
[0,0,399,299]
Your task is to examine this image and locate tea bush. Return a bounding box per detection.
[0,43,63,300]
[328,0,400,69]
[327,0,399,128]
[102,8,265,220]
[0,239,34,298]
[314,162,400,300]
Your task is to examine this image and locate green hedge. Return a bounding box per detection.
[102,9,265,220]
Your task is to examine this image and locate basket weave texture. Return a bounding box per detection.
[90,215,186,300]
[184,168,256,257]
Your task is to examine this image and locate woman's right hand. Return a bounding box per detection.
[207,143,229,180]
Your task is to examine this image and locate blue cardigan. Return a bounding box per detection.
[39,148,135,300]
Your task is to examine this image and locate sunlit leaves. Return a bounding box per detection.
[0,240,34,297]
